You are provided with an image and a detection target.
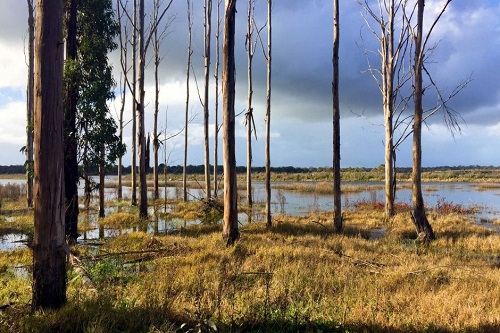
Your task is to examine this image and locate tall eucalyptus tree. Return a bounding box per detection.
[32,0,66,309]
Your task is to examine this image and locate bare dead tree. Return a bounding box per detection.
[356,0,412,219]
[183,0,193,202]
[245,0,258,208]
[137,0,148,218]
[409,0,453,241]
[213,0,222,197]
[264,0,272,228]
[99,143,105,217]
[153,0,161,201]
[332,0,342,232]
[128,0,174,218]
[25,0,34,209]
[152,0,174,200]
[222,0,239,246]
[116,0,128,201]
[131,0,138,206]
[203,0,213,200]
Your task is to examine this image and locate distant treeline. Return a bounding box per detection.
[1,164,499,175]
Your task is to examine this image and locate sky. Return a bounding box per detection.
[0,0,499,168]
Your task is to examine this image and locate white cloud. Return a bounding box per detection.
[0,42,28,89]
[0,100,26,146]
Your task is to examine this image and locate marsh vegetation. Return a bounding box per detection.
[0,178,498,332]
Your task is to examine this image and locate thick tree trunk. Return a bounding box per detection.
[411,0,435,241]
[26,0,34,209]
[222,0,239,246]
[265,0,272,228]
[64,0,79,241]
[203,0,212,200]
[332,0,342,232]
[138,0,148,218]
[32,0,67,309]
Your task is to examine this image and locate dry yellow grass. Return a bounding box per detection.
[1,208,499,332]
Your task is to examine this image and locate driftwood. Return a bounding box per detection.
[68,252,98,294]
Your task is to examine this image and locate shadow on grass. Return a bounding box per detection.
[7,301,499,333]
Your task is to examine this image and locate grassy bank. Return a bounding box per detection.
[3,166,500,184]
[0,205,498,332]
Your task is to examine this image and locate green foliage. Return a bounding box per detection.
[72,0,125,174]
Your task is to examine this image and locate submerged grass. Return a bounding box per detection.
[0,207,498,332]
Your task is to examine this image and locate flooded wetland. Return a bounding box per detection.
[0,174,499,332]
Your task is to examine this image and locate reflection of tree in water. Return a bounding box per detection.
[275,189,286,215]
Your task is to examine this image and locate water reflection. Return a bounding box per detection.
[0,233,28,251]
[0,179,498,250]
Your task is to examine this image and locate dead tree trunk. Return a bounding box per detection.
[32,0,67,309]
[222,0,239,246]
[26,0,34,209]
[153,0,160,201]
[99,143,105,218]
[131,0,138,206]
[411,0,436,241]
[137,0,148,218]
[356,0,410,220]
[383,1,396,219]
[213,0,221,197]
[332,0,342,232]
[203,0,212,200]
[264,0,272,228]
[183,0,193,203]
[245,0,255,208]
[116,0,128,202]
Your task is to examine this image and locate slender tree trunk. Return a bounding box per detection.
[26,0,34,209]
[64,0,79,241]
[203,0,212,200]
[265,0,272,228]
[213,0,221,198]
[245,0,254,208]
[99,143,105,218]
[131,0,138,206]
[137,0,148,218]
[411,0,435,241]
[332,0,342,232]
[118,90,125,201]
[383,1,396,219]
[32,0,66,309]
[116,0,128,202]
[222,0,239,246]
[183,0,193,203]
[153,7,160,200]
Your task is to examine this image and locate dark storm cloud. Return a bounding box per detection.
[1,0,499,167]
